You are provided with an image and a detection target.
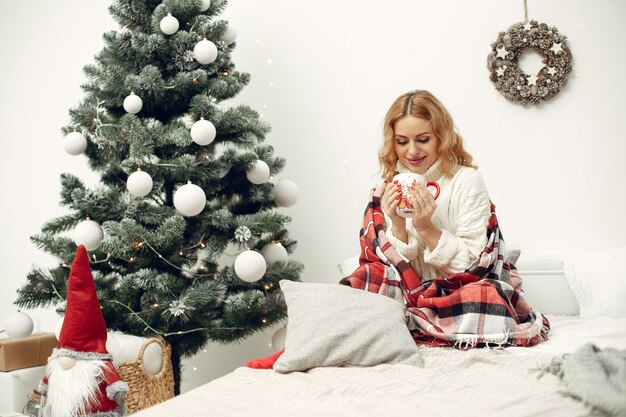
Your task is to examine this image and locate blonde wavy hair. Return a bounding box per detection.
[378,90,476,181]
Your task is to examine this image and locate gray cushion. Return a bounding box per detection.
[273,280,423,373]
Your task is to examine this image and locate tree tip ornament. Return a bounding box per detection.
[487,20,572,105]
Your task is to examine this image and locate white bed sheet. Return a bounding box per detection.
[133,315,626,417]
[507,314,626,355]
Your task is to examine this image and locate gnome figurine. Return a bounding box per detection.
[39,245,128,417]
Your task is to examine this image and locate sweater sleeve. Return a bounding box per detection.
[423,172,491,276]
[386,222,419,261]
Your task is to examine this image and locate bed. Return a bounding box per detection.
[132,254,626,417]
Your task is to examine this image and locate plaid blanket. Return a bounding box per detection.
[340,182,550,348]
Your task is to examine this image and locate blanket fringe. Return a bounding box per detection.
[453,336,478,351]
[484,329,511,349]
[453,329,511,350]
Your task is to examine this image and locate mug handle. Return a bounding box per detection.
[425,181,440,200]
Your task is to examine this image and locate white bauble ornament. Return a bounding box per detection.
[63,131,88,156]
[234,250,266,282]
[198,0,211,12]
[273,180,300,207]
[5,311,34,340]
[173,182,206,216]
[160,13,179,35]
[123,92,143,114]
[107,333,163,375]
[74,219,104,251]
[54,316,64,340]
[193,39,218,65]
[246,160,270,185]
[127,169,153,197]
[190,118,216,145]
[271,325,287,352]
[221,26,237,45]
[261,242,288,264]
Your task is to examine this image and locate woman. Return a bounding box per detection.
[247,90,548,369]
[379,90,491,279]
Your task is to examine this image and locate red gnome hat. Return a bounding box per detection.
[57,245,109,355]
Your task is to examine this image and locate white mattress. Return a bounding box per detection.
[133,315,626,417]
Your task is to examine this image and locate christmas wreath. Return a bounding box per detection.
[487,20,573,105]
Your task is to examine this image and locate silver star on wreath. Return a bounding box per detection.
[523,22,533,31]
[527,74,539,86]
[550,42,563,54]
[496,45,509,59]
[496,67,506,77]
[547,66,557,75]
[234,225,252,242]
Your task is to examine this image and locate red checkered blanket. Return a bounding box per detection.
[340,183,550,348]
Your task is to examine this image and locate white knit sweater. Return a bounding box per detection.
[385,159,491,280]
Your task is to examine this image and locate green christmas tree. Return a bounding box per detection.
[15,0,302,394]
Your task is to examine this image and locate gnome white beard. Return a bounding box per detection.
[42,358,106,417]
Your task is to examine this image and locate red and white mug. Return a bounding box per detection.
[392,173,440,218]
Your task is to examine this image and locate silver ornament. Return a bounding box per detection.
[234,226,252,242]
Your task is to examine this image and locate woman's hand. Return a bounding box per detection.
[381,181,406,231]
[409,182,437,232]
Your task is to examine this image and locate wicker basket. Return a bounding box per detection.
[118,337,175,414]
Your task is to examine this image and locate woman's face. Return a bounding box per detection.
[393,116,439,174]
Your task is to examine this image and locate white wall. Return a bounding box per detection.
[1,0,625,393]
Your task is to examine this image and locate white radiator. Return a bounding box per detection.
[515,256,579,316]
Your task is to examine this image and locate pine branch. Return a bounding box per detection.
[15,267,67,309]
[30,234,76,259]
[41,213,82,234]
[263,260,305,285]
[210,71,250,101]
[236,211,293,237]
[215,105,271,143]
[59,173,86,206]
